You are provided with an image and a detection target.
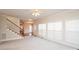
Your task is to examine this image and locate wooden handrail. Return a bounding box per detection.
[9,28,19,34]
[6,18,22,30]
[6,18,24,36]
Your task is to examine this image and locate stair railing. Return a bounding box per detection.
[5,18,23,36]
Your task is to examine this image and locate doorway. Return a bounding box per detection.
[29,24,32,36]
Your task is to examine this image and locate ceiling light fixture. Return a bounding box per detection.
[32,9,40,17]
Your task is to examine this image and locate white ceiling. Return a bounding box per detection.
[0,9,78,20]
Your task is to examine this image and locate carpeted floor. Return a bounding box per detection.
[0,36,76,50]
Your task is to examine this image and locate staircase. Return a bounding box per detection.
[0,15,23,41]
[5,29,22,41]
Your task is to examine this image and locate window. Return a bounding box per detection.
[54,22,63,31]
[29,25,32,32]
[38,24,46,30]
[65,20,79,44]
[47,21,63,40]
[48,22,62,31]
[66,20,79,31]
[48,23,54,30]
[38,24,46,38]
[47,23,54,40]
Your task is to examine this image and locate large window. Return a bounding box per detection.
[48,23,54,30]
[29,25,32,36]
[47,23,54,40]
[38,24,46,38]
[48,22,62,31]
[65,20,79,44]
[47,21,63,40]
[66,20,79,31]
[36,19,79,47]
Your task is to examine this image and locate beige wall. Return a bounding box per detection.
[0,16,7,40]
[24,23,30,33]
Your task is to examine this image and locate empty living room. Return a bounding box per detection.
[1,0,79,59]
[0,9,79,50]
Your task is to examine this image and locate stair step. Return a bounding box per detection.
[6,28,21,39]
